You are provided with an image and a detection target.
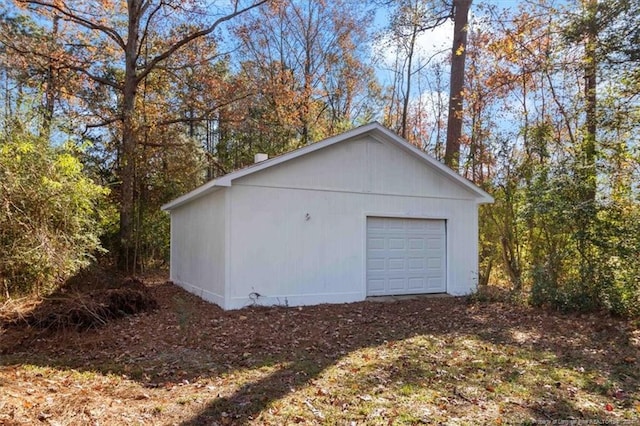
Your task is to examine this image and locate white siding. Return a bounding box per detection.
[170,189,226,306]
[226,185,478,309]
[237,137,474,200]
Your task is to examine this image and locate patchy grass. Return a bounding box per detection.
[1,276,639,425]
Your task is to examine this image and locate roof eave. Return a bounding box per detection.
[160,179,229,211]
[478,195,495,204]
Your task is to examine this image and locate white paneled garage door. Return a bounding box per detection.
[367,217,446,296]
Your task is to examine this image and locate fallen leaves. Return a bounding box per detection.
[1,276,639,425]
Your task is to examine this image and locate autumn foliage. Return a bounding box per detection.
[0,0,639,315]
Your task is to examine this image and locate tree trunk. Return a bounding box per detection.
[583,0,597,204]
[41,15,59,140]
[118,0,141,273]
[574,0,598,283]
[444,0,472,169]
[15,0,269,272]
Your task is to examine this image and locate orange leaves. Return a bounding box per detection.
[315,387,329,397]
[473,5,557,100]
[230,0,375,144]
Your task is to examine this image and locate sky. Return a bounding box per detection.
[372,0,528,67]
[371,0,535,90]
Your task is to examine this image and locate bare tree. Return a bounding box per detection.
[382,0,452,139]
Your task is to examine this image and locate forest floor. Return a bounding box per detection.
[1,273,639,425]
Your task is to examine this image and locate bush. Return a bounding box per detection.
[527,200,640,317]
[0,130,109,297]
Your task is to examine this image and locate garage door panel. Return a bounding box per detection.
[388,278,406,290]
[426,270,443,278]
[408,277,425,289]
[388,258,405,270]
[367,258,386,271]
[408,257,425,270]
[368,238,385,250]
[408,238,424,249]
[427,277,444,290]
[368,278,385,292]
[367,217,386,230]
[367,217,446,296]
[427,257,442,268]
[426,221,442,231]
[388,221,404,231]
[388,238,405,249]
[405,219,427,231]
[427,237,443,249]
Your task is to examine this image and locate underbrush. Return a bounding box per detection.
[1,272,158,332]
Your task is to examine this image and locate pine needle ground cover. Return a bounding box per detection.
[1,275,639,425]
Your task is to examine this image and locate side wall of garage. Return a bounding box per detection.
[169,189,226,307]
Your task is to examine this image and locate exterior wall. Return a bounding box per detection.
[224,136,480,309]
[170,189,226,306]
[237,136,474,200]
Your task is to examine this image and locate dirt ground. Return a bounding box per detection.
[1,274,639,425]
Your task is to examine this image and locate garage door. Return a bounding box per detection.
[367,217,446,296]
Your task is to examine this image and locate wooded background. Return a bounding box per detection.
[1,0,638,316]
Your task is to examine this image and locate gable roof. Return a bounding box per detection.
[161,122,494,211]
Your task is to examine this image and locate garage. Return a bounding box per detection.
[366,217,446,296]
[162,123,493,310]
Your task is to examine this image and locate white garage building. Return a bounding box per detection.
[161,123,493,310]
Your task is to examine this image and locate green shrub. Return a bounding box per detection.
[0,130,109,297]
[527,200,640,317]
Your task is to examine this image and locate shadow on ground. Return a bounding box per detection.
[1,279,638,424]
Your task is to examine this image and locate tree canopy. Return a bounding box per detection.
[0,0,638,315]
